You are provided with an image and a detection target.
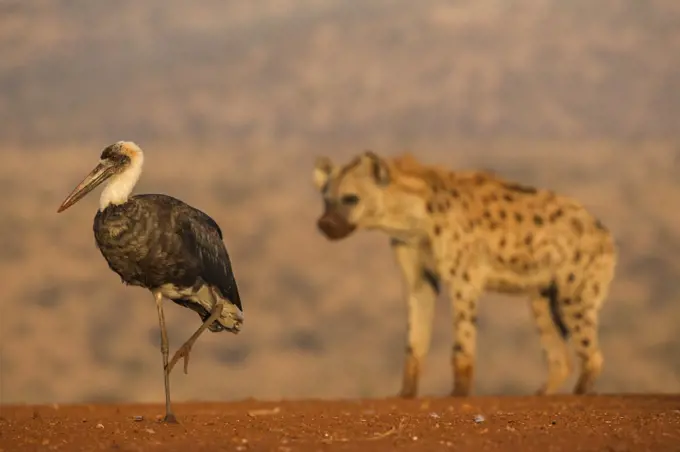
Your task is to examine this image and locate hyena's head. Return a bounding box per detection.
[312,151,429,241]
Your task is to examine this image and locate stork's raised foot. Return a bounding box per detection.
[166,292,225,377]
[166,342,193,375]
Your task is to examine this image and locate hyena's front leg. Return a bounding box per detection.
[391,239,438,398]
[400,272,438,398]
[446,269,484,397]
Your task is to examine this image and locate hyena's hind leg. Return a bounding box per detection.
[530,282,573,395]
[558,262,614,395]
[561,290,608,394]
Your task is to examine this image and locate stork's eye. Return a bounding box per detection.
[340,194,360,206]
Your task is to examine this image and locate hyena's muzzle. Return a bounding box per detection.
[316,205,356,240]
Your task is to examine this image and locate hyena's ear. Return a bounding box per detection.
[361,150,390,186]
[313,156,335,191]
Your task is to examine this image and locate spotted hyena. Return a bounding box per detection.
[313,151,616,397]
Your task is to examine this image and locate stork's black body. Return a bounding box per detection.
[57,141,244,423]
[94,194,242,332]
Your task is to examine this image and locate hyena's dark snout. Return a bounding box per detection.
[316,210,356,240]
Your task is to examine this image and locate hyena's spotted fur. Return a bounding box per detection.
[313,151,616,397]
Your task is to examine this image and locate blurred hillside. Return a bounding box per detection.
[2,0,680,148]
[0,0,679,405]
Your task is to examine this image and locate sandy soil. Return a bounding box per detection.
[2,395,679,452]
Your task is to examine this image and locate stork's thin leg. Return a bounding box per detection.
[166,289,225,376]
[153,290,178,424]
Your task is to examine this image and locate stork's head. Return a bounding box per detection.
[57,141,145,213]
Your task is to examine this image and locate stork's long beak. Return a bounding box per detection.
[57,160,118,213]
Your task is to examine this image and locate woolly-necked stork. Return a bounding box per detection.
[57,141,243,423]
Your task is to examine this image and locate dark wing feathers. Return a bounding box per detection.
[127,194,241,311]
[176,207,242,311]
[188,206,224,240]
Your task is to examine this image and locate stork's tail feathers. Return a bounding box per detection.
[209,298,243,334]
[169,283,243,334]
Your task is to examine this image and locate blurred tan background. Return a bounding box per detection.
[1,0,679,405]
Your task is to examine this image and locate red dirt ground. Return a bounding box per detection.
[2,395,679,452]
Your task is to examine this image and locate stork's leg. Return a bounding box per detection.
[153,290,178,424]
[166,289,225,376]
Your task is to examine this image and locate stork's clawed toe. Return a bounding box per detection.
[166,343,193,375]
